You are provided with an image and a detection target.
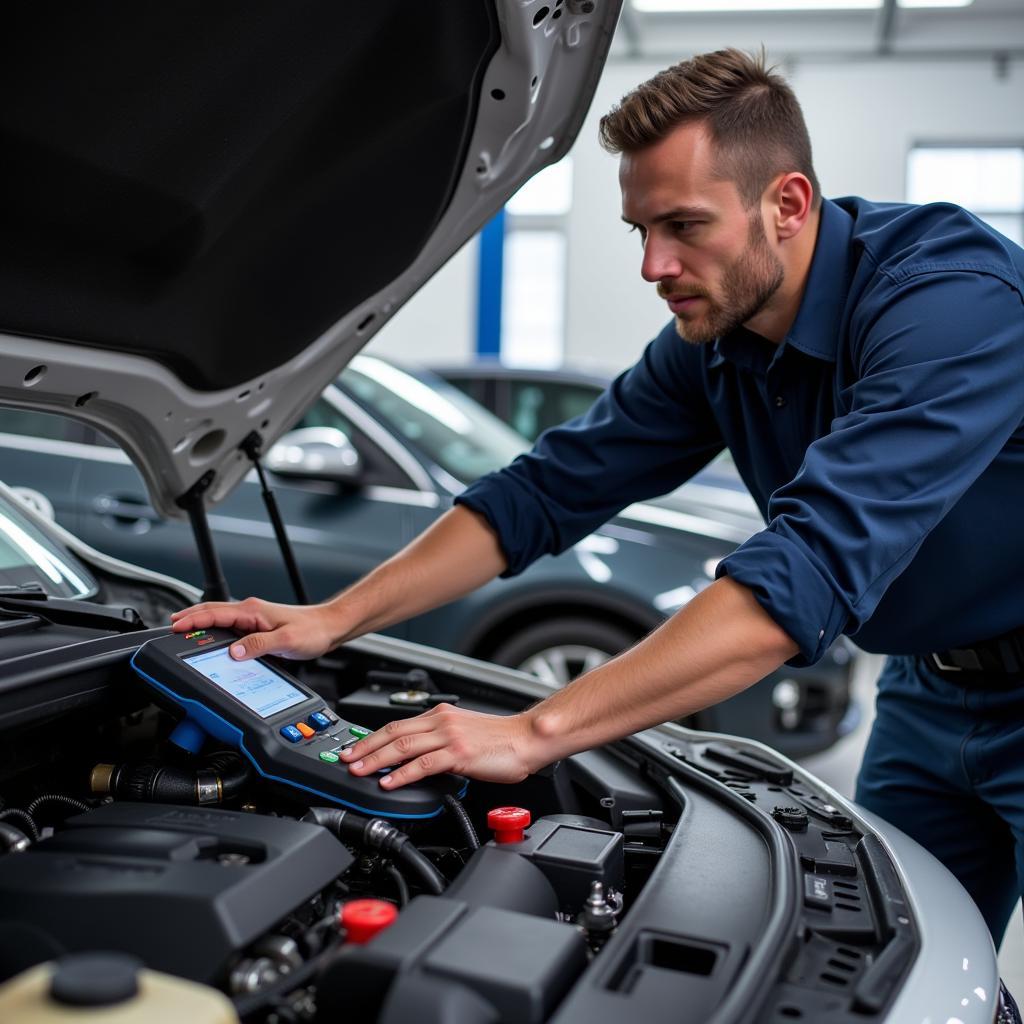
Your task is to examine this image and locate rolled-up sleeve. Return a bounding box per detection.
[457,321,724,576]
[718,268,1024,664]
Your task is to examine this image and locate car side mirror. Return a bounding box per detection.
[265,427,363,484]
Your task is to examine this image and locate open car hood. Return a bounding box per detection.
[0,2,619,518]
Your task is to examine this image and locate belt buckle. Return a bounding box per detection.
[930,652,963,673]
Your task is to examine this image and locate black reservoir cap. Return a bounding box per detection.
[51,952,141,1006]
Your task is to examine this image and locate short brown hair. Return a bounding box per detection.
[599,49,820,208]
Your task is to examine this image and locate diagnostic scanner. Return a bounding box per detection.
[131,629,466,819]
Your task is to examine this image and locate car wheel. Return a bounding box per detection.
[490,618,637,687]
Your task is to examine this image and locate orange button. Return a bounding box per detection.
[295,722,315,738]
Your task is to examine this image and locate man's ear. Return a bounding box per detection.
[768,173,815,241]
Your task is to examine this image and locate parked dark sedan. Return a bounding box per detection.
[432,361,612,444]
[0,354,855,758]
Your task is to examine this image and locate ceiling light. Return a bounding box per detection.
[633,0,973,11]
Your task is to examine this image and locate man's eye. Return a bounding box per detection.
[628,224,647,243]
[671,221,694,234]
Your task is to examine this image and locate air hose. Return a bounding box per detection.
[90,750,251,805]
[302,806,447,895]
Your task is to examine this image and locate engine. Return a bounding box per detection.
[0,648,669,1023]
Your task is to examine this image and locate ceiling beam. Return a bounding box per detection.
[876,0,898,54]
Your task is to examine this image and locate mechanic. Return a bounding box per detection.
[172,50,1024,945]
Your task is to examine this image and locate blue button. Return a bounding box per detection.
[308,712,332,731]
[280,725,303,743]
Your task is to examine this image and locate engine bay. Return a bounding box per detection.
[0,619,918,1023]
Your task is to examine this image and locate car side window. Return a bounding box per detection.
[0,409,93,443]
[295,400,357,436]
[507,381,601,442]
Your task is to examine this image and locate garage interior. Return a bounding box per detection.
[364,0,1024,995]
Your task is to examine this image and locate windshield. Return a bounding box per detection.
[0,492,96,598]
[342,357,529,485]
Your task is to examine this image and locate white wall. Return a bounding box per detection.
[564,56,1024,374]
[365,242,476,365]
[368,51,1023,376]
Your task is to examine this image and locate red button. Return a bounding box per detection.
[341,899,399,944]
[487,806,531,844]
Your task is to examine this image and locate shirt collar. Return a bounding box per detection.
[782,197,855,363]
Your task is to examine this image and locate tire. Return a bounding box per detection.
[489,617,638,687]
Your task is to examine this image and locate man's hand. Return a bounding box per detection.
[170,597,341,661]
[340,705,547,788]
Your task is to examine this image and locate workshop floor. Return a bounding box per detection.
[799,655,1024,999]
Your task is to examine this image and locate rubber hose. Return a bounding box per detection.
[25,794,91,820]
[443,794,480,850]
[0,808,39,842]
[95,752,251,805]
[302,806,447,894]
[394,841,446,896]
[386,864,410,907]
[0,821,31,852]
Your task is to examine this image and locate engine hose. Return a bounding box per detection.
[443,794,480,850]
[302,806,447,895]
[0,808,39,842]
[394,841,447,896]
[91,751,251,805]
[386,864,410,907]
[0,820,31,853]
[25,794,92,821]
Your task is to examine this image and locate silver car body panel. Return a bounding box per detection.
[0,2,621,521]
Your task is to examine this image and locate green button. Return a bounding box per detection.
[349,725,370,738]
[319,751,340,763]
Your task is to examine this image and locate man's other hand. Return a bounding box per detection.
[170,597,338,661]
[340,705,545,788]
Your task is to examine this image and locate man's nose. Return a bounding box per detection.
[640,238,684,283]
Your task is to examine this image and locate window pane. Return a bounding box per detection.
[506,158,573,217]
[501,232,565,369]
[0,409,75,441]
[907,148,1024,212]
[507,381,602,441]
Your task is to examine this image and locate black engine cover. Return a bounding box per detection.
[0,802,351,983]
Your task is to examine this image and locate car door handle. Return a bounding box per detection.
[93,495,162,530]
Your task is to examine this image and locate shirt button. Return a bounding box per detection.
[774,395,787,408]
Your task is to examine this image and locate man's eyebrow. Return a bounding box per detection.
[621,206,714,226]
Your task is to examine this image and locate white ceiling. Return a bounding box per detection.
[610,0,1024,62]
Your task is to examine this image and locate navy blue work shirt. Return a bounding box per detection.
[457,197,1024,665]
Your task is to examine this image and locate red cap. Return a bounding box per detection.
[487,806,531,844]
[341,899,399,944]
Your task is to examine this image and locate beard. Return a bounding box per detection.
[661,213,785,345]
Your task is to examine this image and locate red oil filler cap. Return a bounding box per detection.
[341,899,399,944]
[487,806,531,844]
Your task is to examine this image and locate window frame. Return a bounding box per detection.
[906,141,1024,245]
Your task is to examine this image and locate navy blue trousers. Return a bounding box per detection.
[856,655,1024,945]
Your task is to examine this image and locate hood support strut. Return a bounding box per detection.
[176,472,230,602]
[239,432,310,606]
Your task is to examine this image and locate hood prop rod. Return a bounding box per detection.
[240,432,310,606]
[176,471,230,602]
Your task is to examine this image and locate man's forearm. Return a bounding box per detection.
[339,574,801,788]
[324,505,508,645]
[523,575,799,766]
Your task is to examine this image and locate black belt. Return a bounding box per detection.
[928,624,1024,678]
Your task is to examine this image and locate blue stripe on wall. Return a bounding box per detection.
[476,209,506,357]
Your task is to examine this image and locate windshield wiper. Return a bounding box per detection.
[0,585,145,633]
[0,583,48,601]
